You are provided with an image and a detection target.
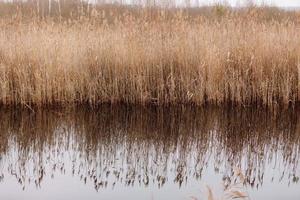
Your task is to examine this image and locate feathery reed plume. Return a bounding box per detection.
[191,168,250,200]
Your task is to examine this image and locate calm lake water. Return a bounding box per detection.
[0,106,299,200]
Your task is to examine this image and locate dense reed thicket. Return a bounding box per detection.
[1,1,300,108]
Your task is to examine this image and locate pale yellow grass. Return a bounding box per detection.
[191,168,249,200]
[0,4,300,108]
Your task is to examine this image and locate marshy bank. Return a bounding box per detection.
[0,105,299,199]
[1,2,300,108]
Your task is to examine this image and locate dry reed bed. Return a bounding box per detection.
[0,8,300,107]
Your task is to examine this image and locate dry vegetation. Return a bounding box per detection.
[192,168,250,200]
[1,1,300,108]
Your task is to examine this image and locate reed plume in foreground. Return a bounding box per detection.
[1,4,300,108]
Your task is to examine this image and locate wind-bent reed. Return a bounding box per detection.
[1,2,300,108]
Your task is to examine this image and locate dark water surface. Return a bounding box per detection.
[0,106,299,200]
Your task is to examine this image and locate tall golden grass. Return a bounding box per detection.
[1,1,300,107]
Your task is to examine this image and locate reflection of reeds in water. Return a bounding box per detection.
[0,106,299,191]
